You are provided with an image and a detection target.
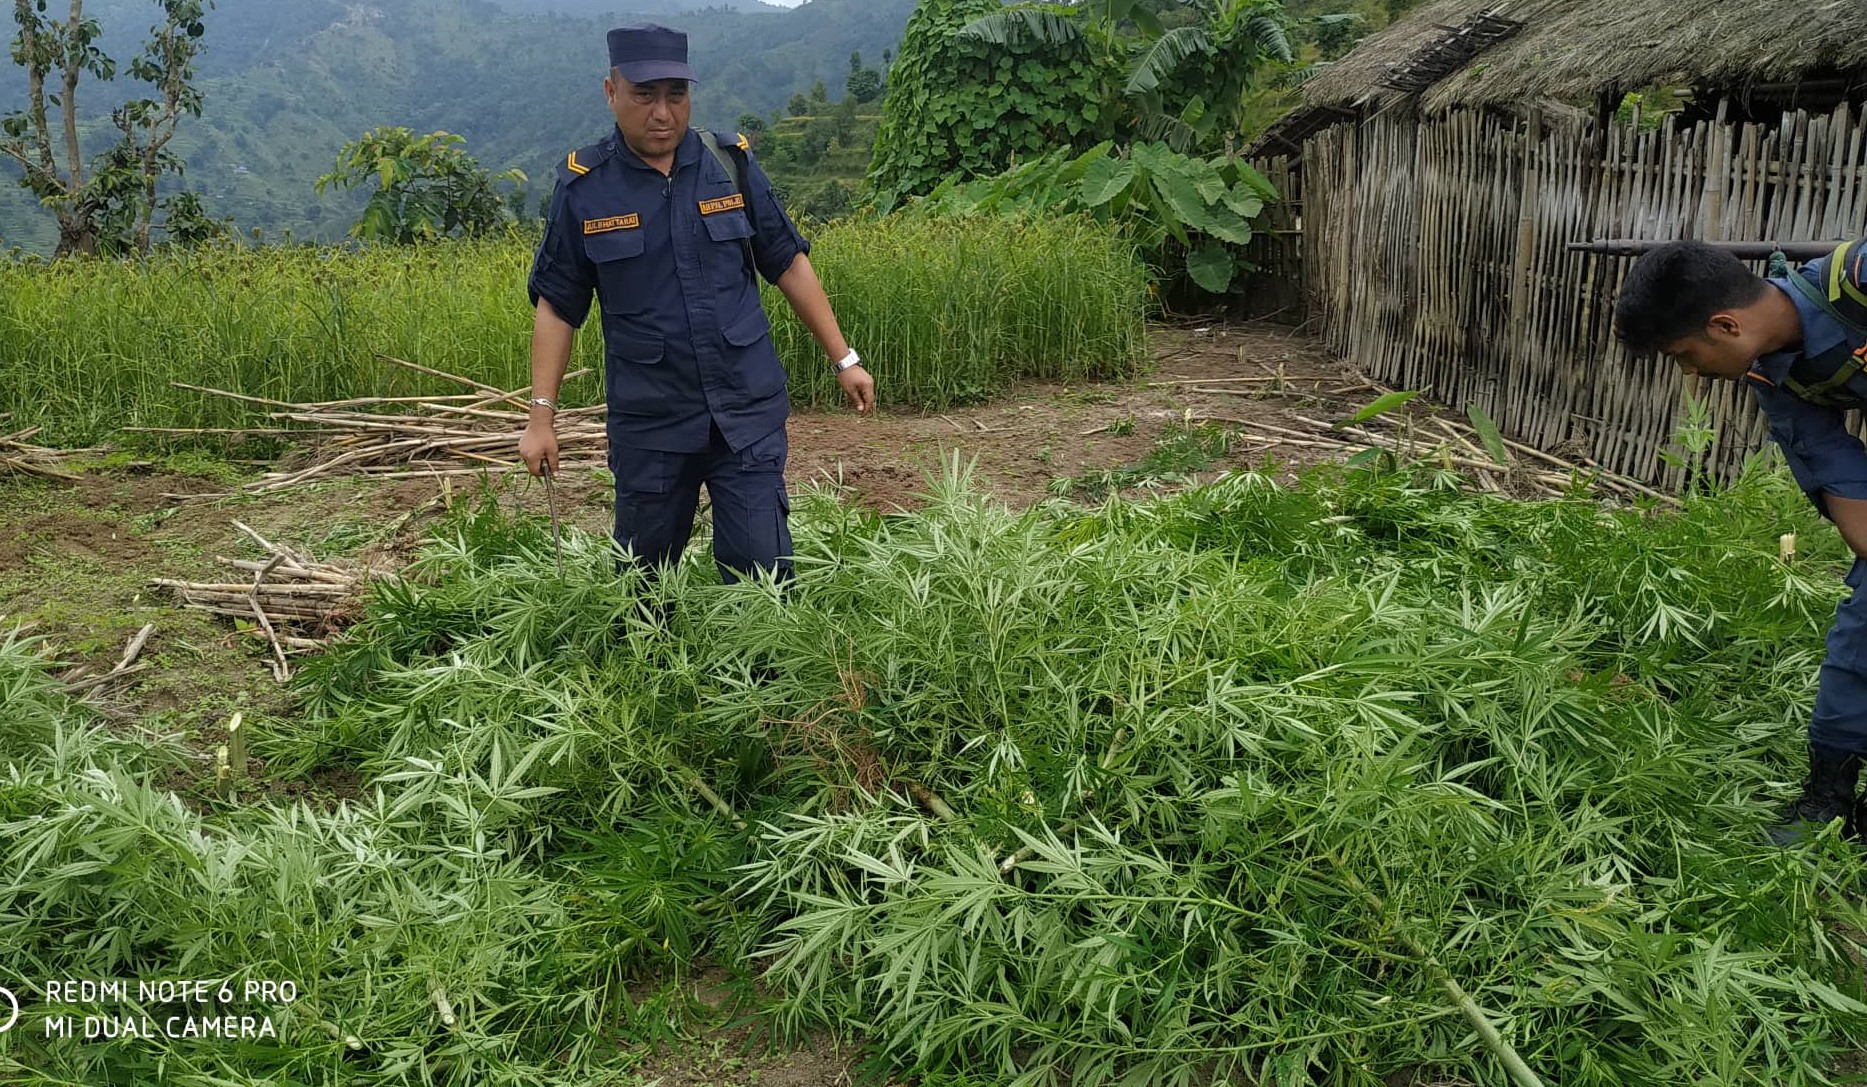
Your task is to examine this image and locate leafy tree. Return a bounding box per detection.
[807,79,831,112]
[787,91,810,117]
[846,50,883,103]
[798,177,852,221]
[1309,11,1362,59]
[117,1,215,251]
[0,0,215,257]
[157,189,231,247]
[735,111,767,140]
[832,95,859,142]
[798,115,833,166]
[314,127,526,243]
[866,0,1114,210]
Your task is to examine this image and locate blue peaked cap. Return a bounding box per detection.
[608,24,697,84]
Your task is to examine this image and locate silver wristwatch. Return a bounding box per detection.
[834,349,863,373]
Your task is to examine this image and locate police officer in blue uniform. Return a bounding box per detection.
[1616,239,1867,844]
[519,24,875,584]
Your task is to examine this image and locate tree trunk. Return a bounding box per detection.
[61,0,84,187]
[138,173,157,254]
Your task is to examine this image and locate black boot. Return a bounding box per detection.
[1767,745,1863,846]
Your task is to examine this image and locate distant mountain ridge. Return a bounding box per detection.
[0,0,911,252]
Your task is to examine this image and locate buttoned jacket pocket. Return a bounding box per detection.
[722,305,771,348]
[584,228,646,315]
[702,209,753,243]
[607,318,665,366]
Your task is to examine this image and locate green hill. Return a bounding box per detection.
[0,0,911,252]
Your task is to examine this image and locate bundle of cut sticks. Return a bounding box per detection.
[154,521,389,681]
[1192,410,1679,506]
[135,356,603,495]
[1,417,108,482]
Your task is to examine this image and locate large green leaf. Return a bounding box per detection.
[1200,208,1254,246]
[1125,26,1210,96]
[1184,195,1255,246]
[1148,168,1210,233]
[1185,244,1235,294]
[1056,141,1114,186]
[1220,184,1265,220]
[1238,12,1294,64]
[1228,158,1280,201]
[1466,403,1512,465]
[1145,173,1197,246]
[1129,141,1175,176]
[957,9,1084,47]
[1179,150,1227,204]
[1079,157,1137,208]
[1337,390,1421,428]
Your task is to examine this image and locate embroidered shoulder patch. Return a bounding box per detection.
[583,214,640,234]
[698,193,746,216]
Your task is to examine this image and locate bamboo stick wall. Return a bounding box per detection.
[1280,101,1867,487]
[1234,156,1304,322]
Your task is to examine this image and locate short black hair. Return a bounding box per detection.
[1613,241,1769,354]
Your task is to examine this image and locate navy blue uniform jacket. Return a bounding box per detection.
[528,127,809,453]
[1749,254,1867,515]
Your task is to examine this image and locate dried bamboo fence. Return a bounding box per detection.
[1262,101,1867,488]
[1234,156,1304,322]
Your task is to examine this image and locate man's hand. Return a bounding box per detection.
[524,300,574,476]
[519,417,559,476]
[837,365,875,414]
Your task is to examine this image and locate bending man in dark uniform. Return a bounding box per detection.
[1616,239,1867,844]
[520,23,875,583]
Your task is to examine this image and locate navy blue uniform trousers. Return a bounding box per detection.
[609,421,792,584]
[1812,558,1867,751]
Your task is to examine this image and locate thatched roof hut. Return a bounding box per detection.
[1254,0,1867,153]
[1237,0,1867,490]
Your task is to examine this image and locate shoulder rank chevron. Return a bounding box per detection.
[558,138,616,184]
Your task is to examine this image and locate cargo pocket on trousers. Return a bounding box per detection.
[775,485,795,580]
[609,446,674,550]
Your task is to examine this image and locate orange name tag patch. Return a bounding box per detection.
[583,214,640,234]
[698,193,746,216]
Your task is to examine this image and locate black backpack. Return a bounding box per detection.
[698,129,756,275]
[1778,240,1867,409]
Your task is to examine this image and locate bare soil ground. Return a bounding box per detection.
[0,321,1390,1086]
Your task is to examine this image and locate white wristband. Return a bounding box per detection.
[833,349,862,373]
